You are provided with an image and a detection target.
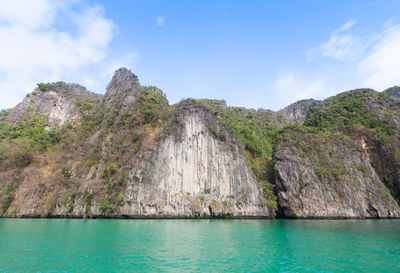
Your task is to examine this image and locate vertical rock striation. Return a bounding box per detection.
[0,68,399,219]
[274,127,400,218]
[118,101,272,217]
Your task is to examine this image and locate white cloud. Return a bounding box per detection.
[306,20,365,61]
[359,24,400,90]
[0,0,129,110]
[272,71,329,107]
[288,19,400,106]
[156,17,165,27]
[339,20,357,32]
[94,52,140,87]
[0,0,56,29]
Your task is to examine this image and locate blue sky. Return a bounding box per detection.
[1,0,400,110]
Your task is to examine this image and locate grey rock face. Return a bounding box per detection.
[105,67,139,99]
[5,83,100,130]
[384,86,400,98]
[274,130,400,218]
[1,68,400,219]
[102,68,168,126]
[275,99,322,126]
[101,68,142,127]
[115,102,272,217]
[8,101,272,218]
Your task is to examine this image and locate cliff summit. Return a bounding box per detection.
[0,68,399,219]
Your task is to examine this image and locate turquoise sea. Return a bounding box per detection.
[0,219,399,272]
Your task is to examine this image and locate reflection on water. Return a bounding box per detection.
[0,219,399,272]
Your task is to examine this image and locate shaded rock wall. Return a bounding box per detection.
[1,68,400,219]
[274,128,400,218]
[117,104,272,217]
[5,83,100,130]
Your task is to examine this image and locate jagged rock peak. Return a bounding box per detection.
[105,67,140,98]
[5,81,101,129]
[280,98,320,112]
[112,67,139,84]
[384,86,400,97]
[275,99,322,126]
[147,86,167,98]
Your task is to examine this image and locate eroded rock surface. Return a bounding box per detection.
[274,128,400,218]
[118,102,272,217]
[5,83,101,130]
[1,68,399,219]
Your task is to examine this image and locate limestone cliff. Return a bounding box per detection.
[5,82,101,130]
[274,127,400,218]
[275,99,322,127]
[0,68,399,218]
[116,101,271,217]
[0,68,272,218]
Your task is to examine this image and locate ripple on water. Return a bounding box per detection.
[0,219,399,272]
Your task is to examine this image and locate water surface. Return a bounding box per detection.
[0,219,399,272]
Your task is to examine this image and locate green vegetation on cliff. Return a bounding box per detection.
[200,99,279,209]
[37,82,69,93]
[0,69,399,218]
[0,115,60,169]
[304,89,398,137]
[303,89,400,204]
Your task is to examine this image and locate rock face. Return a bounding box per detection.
[4,101,271,218]
[384,86,400,98]
[275,99,322,126]
[274,128,400,218]
[5,82,101,130]
[0,68,399,219]
[117,101,272,217]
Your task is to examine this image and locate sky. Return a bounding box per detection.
[0,0,400,110]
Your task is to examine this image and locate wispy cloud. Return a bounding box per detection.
[274,19,400,108]
[0,0,139,110]
[272,71,329,107]
[359,23,400,90]
[339,19,357,32]
[95,52,141,86]
[306,19,365,61]
[156,16,165,27]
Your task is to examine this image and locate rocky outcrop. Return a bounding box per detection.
[116,101,272,217]
[3,100,272,218]
[384,86,400,98]
[274,127,400,218]
[1,68,399,219]
[0,69,273,218]
[275,99,322,126]
[5,82,101,130]
[105,102,273,217]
